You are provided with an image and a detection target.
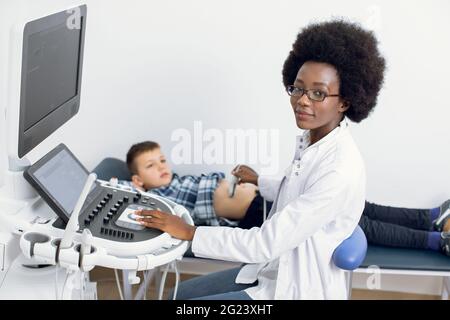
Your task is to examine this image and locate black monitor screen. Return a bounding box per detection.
[33,148,88,213]
[23,144,98,223]
[24,22,81,131]
[18,5,87,158]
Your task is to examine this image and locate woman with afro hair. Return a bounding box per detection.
[135,20,386,299]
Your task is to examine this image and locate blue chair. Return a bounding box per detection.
[333,225,368,270]
[93,157,368,299]
[333,225,368,298]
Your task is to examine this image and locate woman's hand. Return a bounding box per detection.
[135,210,197,241]
[231,164,259,185]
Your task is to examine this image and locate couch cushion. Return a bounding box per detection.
[361,245,450,272]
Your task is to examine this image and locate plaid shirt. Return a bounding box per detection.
[120,172,237,226]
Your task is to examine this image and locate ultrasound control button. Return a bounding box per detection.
[93,209,99,215]
[88,213,95,219]
[96,204,102,210]
[103,217,109,224]
[107,193,113,199]
[107,212,113,218]
[128,213,139,221]
[100,200,106,206]
[110,208,118,214]
[115,208,146,231]
[123,196,129,203]
[84,219,90,225]
[114,203,120,209]
[118,199,123,205]
[150,202,156,206]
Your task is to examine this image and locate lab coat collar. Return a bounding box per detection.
[295,117,348,154]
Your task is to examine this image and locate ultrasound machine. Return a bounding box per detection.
[0,5,192,299]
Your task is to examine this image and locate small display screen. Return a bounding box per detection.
[33,148,91,215]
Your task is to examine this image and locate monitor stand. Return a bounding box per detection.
[0,156,38,201]
[0,157,39,224]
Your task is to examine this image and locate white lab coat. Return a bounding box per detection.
[191,118,366,299]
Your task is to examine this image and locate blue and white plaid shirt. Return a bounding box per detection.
[120,172,237,226]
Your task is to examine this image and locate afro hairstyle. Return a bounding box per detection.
[282,19,386,122]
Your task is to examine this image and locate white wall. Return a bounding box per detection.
[1,0,449,295]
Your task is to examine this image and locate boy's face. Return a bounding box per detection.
[132,148,172,189]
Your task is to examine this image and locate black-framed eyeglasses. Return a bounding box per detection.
[286,85,340,102]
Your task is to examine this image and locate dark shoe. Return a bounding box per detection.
[440,232,450,257]
[433,199,450,232]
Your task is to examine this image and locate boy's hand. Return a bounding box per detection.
[231,165,259,186]
[135,210,197,241]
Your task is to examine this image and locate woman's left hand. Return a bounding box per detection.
[135,210,197,241]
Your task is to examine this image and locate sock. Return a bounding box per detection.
[430,207,440,222]
[427,232,441,251]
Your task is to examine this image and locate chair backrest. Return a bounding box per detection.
[92,157,368,271]
[332,225,368,270]
[92,157,131,181]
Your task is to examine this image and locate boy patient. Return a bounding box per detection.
[124,141,262,227]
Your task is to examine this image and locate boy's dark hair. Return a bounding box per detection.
[282,19,386,122]
[126,141,160,175]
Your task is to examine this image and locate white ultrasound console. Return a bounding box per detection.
[18,143,193,273]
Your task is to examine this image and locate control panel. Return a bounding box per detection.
[54,184,170,243]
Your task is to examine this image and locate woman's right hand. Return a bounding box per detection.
[231,164,259,186]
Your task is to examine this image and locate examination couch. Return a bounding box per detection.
[92,158,450,299]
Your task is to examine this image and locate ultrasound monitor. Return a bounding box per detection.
[17,5,87,158]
